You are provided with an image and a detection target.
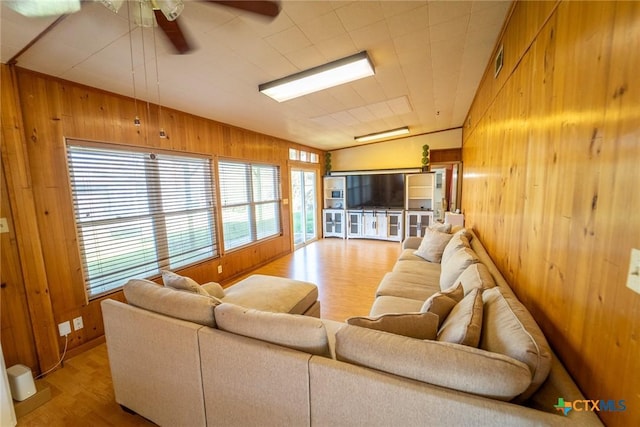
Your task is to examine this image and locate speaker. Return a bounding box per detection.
[7,364,36,402]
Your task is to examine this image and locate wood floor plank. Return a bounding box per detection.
[16,238,402,426]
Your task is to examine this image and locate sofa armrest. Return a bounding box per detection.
[402,237,422,250]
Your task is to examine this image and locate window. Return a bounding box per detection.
[66,141,217,299]
[218,160,281,251]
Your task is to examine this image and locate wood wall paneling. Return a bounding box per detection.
[462,1,640,425]
[4,66,322,367]
[0,65,60,373]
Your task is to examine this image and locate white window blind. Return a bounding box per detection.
[66,141,217,299]
[218,160,281,251]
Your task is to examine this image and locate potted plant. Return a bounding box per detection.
[324,152,332,176]
[421,144,430,172]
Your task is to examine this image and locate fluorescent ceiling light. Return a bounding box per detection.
[354,127,410,143]
[259,51,375,102]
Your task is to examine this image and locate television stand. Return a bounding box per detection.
[346,208,403,242]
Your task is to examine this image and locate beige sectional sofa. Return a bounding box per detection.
[102,229,602,426]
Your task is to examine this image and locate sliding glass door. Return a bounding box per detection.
[291,170,317,247]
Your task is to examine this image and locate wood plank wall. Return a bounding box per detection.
[462,1,639,426]
[0,65,322,372]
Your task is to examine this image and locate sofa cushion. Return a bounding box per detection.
[413,228,454,263]
[456,263,496,295]
[335,325,532,401]
[123,279,218,327]
[214,303,330,357]
[420,283,464,327]
[481,287,552,401]
[222,274,318,314]
[439,247,480,291]
[441,231,471,266]
[162,270,209,296]
[392,259,442,277]
[369,296,424,316]
[397,248,428,262]
[347,311,439,340]
[375,272,441,300]
[437,288,483,347]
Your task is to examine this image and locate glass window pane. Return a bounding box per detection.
[256,202,279,240]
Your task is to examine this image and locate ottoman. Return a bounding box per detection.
[221,274,321,317]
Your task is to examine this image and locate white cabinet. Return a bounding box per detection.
[347,210,363,238]
[323,176,346,209]
[405,173,435,211]
[323,209,345,238]
[405,210,434,238]
[348,210,403,242]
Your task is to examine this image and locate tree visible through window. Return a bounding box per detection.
[66,141,218,299]
[218,160,281,251]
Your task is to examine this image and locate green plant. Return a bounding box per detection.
[421,144,430,170]
[324,152,332,175]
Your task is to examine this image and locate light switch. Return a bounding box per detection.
[627,248,640,295]
[0,218,9,234]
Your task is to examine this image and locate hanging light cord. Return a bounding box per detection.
[126,1,139,121]
[151,15,164,135]
[139,1,152,141]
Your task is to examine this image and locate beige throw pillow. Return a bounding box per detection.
[202,281,226,299]
[347,311,439,340]
[420,283,464,327]
[413,228,454,263]
[437,288,484,347]
[429,222,452,233]
[162,270,210,297]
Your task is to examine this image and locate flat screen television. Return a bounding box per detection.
[346,173,405,209]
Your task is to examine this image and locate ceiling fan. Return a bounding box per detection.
[6,0,282,54]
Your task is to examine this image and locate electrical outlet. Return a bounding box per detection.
[627,248,640,294]
[73,316,84,331]
[58,321,71,337]
[217,265,223,274]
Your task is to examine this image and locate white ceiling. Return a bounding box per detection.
[0,0,511,150]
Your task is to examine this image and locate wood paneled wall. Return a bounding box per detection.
[462,1,639,426]
[1,65,322,371]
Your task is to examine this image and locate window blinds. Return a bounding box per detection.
[218,160,281,251]
[66,141,217,299]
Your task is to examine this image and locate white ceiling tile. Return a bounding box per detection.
[386,4,429,38]
[335,2,385,32]
[428,1,473,27]
[298,11,346,44]
[265,25,312,55]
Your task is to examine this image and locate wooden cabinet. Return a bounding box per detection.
[323,209,345,238]
[405,210,434,238]
[347,210,363,238]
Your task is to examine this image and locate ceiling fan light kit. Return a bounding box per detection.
[354,126,410,143]
[6,0,81,17]
[259,51,375,102]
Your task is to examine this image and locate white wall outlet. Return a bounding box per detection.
[217,265,223,274]
[627,248,640,294]
[58,321,71,336]
[0,218,9,234]
[73,316,84,331]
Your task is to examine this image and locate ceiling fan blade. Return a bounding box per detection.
[153,9,192,54]
[207,1,281,19]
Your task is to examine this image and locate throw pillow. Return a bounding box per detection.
[429,222,452,233]
[162,270,208,297]
[346,311,439,340]
[420,283,464,327]
[202,281,226,299]
[437,288,484,347]
[439,247,480,291]
[413,228,454,263]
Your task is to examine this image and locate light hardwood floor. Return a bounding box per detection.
[16,238,402,426]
